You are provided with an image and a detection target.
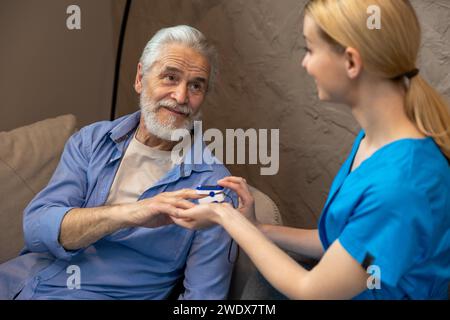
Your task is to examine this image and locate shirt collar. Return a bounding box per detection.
[109,111,141,143]
[108,110,214,173]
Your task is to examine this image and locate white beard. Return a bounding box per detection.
[139,89,202,141]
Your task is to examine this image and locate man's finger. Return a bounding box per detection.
[156,196,200,208]
[173,199,196,210]
[151,203,180,217]
[172,188,208,200]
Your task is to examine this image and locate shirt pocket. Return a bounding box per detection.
[104,225,193,271]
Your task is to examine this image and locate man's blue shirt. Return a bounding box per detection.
[0,111,237,300]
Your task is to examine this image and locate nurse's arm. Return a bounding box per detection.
[218,207,369,299]
[259,225,324,260]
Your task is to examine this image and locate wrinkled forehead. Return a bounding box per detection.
[154,43,210,77]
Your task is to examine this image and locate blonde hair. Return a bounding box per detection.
[305,0,450,159]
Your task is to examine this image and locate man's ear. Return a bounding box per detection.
[344,47,363,79]
[134,63,144,94]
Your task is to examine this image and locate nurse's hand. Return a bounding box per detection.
[218,176,257,224]
[170,202,236,230]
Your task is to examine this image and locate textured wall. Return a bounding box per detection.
[115,0,450,228]
[0,0,120,131]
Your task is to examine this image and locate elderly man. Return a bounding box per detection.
[0,25,236,299]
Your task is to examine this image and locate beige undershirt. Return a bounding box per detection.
[105,131,175,205]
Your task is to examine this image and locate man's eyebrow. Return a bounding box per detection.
[161,66,207,83]
[191,77,207,84]
[162,66,183,74]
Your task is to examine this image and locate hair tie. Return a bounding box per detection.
[404,68,420,79]
[393,68,419,80]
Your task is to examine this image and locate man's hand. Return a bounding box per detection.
[60,189,206,250]
[122,189,206,228]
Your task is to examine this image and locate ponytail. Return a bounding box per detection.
[405,76,450,160]
[304,0,450,160]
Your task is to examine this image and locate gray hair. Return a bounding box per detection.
[139,25,218,90]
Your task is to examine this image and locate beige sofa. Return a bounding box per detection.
[0,114,287,299]
[0,114,77,263]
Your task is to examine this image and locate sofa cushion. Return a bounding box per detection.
[0,115,77,263]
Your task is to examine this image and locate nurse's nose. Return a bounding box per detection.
[301,54,308,69]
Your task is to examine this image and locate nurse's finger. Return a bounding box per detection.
[218,180,253,206]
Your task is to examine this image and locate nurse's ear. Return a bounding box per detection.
[344,47,363,79]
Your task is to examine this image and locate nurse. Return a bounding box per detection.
[171,0,450,299]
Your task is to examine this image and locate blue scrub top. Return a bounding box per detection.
[318,131,450,300]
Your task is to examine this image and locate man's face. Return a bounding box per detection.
[135,43,211,140]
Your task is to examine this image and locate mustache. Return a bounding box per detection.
[145,99,192,116]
